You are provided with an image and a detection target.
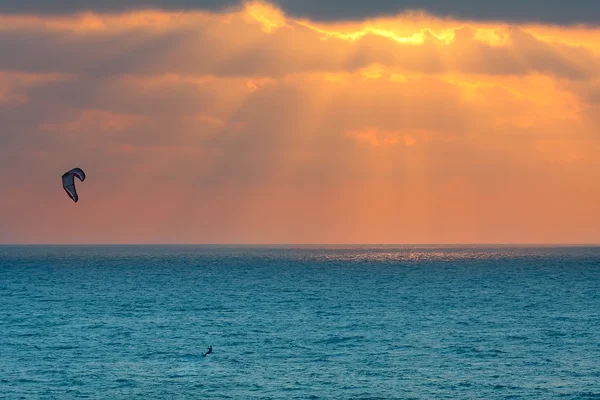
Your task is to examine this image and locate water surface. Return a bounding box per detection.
[1,245,599,398]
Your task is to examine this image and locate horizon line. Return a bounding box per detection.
[2,243,600,247]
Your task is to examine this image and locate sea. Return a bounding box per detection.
[1,245,599,399]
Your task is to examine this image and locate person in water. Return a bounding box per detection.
[203,346,212,357]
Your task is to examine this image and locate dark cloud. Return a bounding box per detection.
[275,0,600,25]
[0,0,239,15]
[0,0,600,25]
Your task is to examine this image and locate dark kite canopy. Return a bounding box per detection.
[62,167,86,203]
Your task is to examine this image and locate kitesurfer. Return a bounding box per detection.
[203,346,212,357]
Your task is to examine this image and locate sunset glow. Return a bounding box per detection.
[2,1,600,243]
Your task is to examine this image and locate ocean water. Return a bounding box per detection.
[1,246,600,399]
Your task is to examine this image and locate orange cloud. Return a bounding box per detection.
[2,2,600,244]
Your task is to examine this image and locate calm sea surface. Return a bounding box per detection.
[1,245,599,399]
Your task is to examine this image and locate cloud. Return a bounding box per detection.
[0,6,599,81]
[1,0,600,25]
[2,3,600,243]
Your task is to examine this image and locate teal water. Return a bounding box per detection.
[1,245,600,399]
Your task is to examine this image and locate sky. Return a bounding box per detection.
[2,1,600,244]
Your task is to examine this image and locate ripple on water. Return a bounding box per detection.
[1,245,600,398]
